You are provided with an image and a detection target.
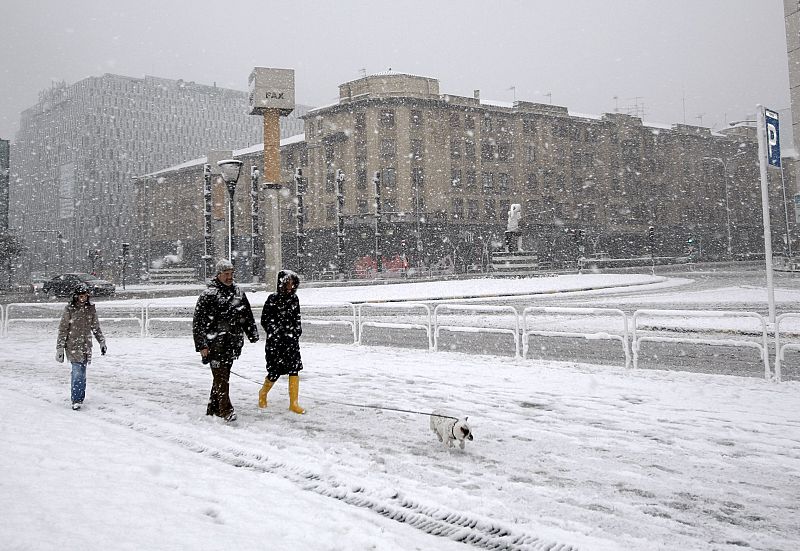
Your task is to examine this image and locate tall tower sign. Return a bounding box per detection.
[249,67,295,285]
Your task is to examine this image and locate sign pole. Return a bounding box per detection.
[757,104,776,324]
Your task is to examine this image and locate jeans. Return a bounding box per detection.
[70,361,87,404]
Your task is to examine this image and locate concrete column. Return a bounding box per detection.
[263,109,282,288]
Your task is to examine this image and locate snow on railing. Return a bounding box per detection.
[0,304,4,337]
[521,306,630,368]
[433,304,520,358]
[631,309,770,379]
[357,302,432,349]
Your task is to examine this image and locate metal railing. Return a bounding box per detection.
[358,302,432,349]
[632,309,770,379]
[521,306,630,368]
[433,304,520,357]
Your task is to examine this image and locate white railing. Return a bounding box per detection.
[303,302,358,344]
[144,303,194,337]
[521,306,630,368]
[632,309,770,379]
[433,304,520,357]
[357,302,432,349]
[0,304,4,337]
[773,313,800,382]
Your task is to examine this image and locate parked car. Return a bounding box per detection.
[42,273,116,298]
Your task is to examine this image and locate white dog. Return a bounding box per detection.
[429,410,474,450]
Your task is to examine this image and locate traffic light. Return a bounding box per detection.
[687,236,694,245]
[647,226,655,243]
[122,242,130,256]
[294,168,307,196]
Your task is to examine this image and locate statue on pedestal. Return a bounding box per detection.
[151,240,184,269]
[504,204,522,252]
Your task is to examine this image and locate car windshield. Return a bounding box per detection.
[76,273,100,282]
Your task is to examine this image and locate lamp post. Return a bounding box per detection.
[217,159,243,265]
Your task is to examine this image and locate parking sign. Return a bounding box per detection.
[765,108,781,167]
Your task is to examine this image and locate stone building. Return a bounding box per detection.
[10,73,308,280]
[135,72,797,281]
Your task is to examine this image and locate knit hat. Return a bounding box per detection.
[215,259,234,274]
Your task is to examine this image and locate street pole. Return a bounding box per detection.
[227,183,236,263]
[335,169,346,276]
[373,171,382,274]
[202,164,213,281]
[294,168,307,275]
[250,165,261,281]
[756,105,776,323]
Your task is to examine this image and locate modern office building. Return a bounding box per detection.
[0,139,9,233]
[9,73,307,279]
[135,72,797,281]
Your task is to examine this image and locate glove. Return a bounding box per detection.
[56,348,65,363]
[101,344,107,355]
[248,334,259,343]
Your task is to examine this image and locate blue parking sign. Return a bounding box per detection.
[765,108,781,167]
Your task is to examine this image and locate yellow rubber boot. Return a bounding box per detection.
[258,378,274,409]
[288,375,305,414]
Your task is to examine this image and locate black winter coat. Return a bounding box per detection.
[193,278,259,362]
[261,270,303,377]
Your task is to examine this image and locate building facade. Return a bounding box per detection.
[135,72,797,281]
[9,73,307,280]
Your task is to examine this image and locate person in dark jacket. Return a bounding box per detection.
[258,269,305,414]
[192,259,259,422]
[56,283,107,410]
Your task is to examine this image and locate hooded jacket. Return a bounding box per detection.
[57,291,106,364]
[192,276,259,362]
[260,270,303,376]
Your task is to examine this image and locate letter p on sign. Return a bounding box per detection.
[765,108,781,168]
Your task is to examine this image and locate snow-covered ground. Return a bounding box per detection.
[2,275,799,550]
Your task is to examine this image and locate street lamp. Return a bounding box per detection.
[217,159,243,264]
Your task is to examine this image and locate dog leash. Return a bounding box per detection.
[218,367,459,420]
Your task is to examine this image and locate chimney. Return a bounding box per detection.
[474,89,480,101]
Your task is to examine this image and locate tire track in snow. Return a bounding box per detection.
[85,402,580,551]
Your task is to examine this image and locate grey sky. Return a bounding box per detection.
[0,0,792,143]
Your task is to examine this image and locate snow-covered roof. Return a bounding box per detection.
[140,133,306,178]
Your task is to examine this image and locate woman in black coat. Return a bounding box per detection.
[258,270,305,414]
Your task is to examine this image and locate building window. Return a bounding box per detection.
[481,116,493,133]
[326,170,335,193]
[357,169,367,190]
[465,169,477,190]
[411,139,424,161]
[498,173,511,193]
[326,203,336,221]
[499,201,511,221]
[482,172,494,193]
[380,109,395,128]
[412,167,424,189]
[380,138,396,159]
[382,167,397,188]
[465,114,475,130]
[484,198,496,220]
[452,198,464,220]
[523,119,536,135]
[450,137,461,159]
[410,110,423,127]
[449,111,461,128]
[481,141,496,161]
[355,112,366,131]
[356,199,368,214]
[498,142,512,161]
[451,168,462,189]
[526,144,536,164]
[467,199,479,220]
[459,140,472,162]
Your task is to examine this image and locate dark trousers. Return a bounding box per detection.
[207,359,234,417]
